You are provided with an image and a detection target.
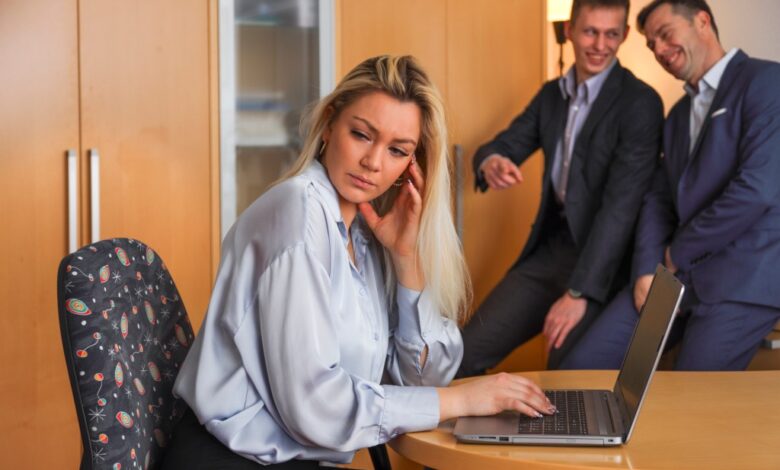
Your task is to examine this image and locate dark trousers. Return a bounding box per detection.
[458,220,603,377]
[161,409,321,470]
[559,284,780,370]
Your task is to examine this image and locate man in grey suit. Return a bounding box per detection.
[458,0,664,375]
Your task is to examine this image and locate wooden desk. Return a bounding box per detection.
[389,370,780,469]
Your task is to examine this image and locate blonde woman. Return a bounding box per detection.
[164,55,554,469]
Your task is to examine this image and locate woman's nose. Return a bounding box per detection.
[360,146,382,171]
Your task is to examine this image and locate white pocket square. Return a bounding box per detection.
[711,107,728,118]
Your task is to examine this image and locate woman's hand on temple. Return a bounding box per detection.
[359,158,425,289]
[437,373,555,422]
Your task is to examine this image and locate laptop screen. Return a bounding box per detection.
[613,266,684,439]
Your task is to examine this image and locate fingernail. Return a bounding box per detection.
[548,405,557,414]
[535,412,543,419]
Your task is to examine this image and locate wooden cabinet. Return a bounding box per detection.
[338,0,547,373]
[0,1,216,467]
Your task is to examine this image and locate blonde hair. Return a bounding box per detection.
[279,55,471,322]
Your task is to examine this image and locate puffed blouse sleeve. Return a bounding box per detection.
[250,243,449,450]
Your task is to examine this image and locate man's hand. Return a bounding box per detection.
[664,246,678,274]
[543,292,588,352]
[633,274,654,312]
[480,154,523,190]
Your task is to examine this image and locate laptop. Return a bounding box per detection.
[453,264,684,446]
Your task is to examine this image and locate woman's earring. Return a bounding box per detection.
[319,141,327,157]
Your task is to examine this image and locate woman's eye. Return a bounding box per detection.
[389,147,409,157]
[351,130,369,140]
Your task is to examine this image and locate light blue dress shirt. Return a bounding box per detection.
[173,160,463,465]
[684,48,739,153]
[552,60,617,204]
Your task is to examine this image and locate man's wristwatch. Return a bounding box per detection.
[567,288,583,299]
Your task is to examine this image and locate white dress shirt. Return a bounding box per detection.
[173,160,463,465]
[552,59,616,203]
[685,48,739,153]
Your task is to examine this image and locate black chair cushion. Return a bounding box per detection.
[58,238,195,469]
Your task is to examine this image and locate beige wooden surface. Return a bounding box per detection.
[390,370,780,469]
[0,1,215,467]
[338,0,448,96]
[79,0,214,328]
[0,1,82,467]
[446,0,546,371]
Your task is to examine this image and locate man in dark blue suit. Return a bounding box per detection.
[561,0,780,370]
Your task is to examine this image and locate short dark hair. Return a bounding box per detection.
[637,0,719,38]
[570,0,630,26]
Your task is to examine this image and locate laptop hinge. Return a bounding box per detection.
[607,392,628,437]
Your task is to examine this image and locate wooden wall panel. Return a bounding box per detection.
[337,0,447,90]
[446,0,546,370]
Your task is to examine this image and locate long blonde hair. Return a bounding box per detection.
[279,55,471,322]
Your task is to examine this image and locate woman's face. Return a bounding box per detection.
[321,91,421,222]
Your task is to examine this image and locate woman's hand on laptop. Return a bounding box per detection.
[438,373,556,421]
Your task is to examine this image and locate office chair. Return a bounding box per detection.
[57,238,194,469]
[368,444,391,470]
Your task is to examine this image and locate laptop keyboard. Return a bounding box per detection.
[517,390,589,435]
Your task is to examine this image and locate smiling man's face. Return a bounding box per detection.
[642,3,711,84]
[567,5,628,83]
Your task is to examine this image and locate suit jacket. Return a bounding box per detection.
[473,62,663,303]
[633,51,780,308]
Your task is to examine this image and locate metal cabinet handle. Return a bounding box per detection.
[89,148,100,242]
[67,149,79,252]
[454,144,464,241]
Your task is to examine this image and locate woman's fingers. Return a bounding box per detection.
[405,177,422,213]
[494,374,554,416]
[358,202,380,229]
[408,157,425,193]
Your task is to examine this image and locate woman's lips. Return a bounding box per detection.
[348,173,376,189]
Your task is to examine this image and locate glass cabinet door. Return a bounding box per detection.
[219,0,334,237]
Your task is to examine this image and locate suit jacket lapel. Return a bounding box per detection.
[569,62,624,174]
[544,85,569,177]
[673,97,691,174]
[687,51,748,161]
[671,97,690,206]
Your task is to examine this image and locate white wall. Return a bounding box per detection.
[711,0,780,62]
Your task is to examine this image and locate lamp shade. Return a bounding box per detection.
[547,0,573,22]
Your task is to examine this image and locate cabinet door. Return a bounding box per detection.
[79,0,214,326]
[0,2,82,467]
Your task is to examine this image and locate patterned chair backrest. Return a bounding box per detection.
[57,238,195,470]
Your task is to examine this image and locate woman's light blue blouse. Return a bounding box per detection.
[173,161,463,465]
